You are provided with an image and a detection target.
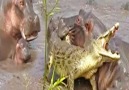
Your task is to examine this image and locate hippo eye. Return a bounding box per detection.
[20,43,24,48]
[30,0,32,3]
[76,18,80,25]
[19,0,24,7]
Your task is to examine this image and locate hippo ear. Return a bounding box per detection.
[79,9,85,15]
[75,15,83,26]
[84,19,94,35]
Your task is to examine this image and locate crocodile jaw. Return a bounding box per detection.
[99,49,120,60]
[98,23,120,61]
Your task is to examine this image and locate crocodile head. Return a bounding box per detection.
[96,23,120,61]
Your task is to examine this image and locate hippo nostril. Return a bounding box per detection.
[28,17,33,22]
[22,47,31,60]
[34,15,39,22]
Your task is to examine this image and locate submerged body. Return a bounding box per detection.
[0,29,15,60]
[0,30,30,64]
[49,23,120,90]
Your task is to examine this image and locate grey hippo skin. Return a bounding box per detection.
[0,0,40,41]
[0,30,30,64]
[15,38,31,64]
[48,9,107,48]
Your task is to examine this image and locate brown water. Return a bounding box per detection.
[0,0,129,90]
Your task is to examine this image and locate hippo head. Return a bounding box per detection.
[15,38,31,64]
[19,0,40,41]
[3,0,40,41]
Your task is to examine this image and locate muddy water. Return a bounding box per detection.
[0,0,129,90]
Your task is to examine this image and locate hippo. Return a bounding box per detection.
[15,38,31,64]
[0,0,40,41]
[0,29,30,64]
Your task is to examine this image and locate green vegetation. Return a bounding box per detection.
[42,0,60,79]
[48,67,67,90]
[42,0,67,89]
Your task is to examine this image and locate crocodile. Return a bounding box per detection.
[48,23,120,90]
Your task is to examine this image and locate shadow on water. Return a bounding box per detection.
[74,78,92,90]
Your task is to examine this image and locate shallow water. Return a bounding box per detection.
[0,0,129,90]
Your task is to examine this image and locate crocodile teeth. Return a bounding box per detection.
[114,51,119,56]
[115,51,119,55]
[102,39,105,47]
[108,49,112,54]
[108,49,119,55]
[108,49,111,52]
[99,49,120,60]
[115,23,119,29]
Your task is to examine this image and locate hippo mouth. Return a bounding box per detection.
[21,47,31,62]
[98,23,120,60]
[21,31,38,41]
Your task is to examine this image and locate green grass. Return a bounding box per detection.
[42,0,67,90]
[48,67,67,90]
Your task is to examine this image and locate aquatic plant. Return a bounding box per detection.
[48,67,67,90]
[42,0,65,89]
[43,0,60,65]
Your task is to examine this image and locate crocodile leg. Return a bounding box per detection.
[67,73,74,90]
[90,75,97,90]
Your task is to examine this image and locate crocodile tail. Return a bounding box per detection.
[95,62,120,90]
